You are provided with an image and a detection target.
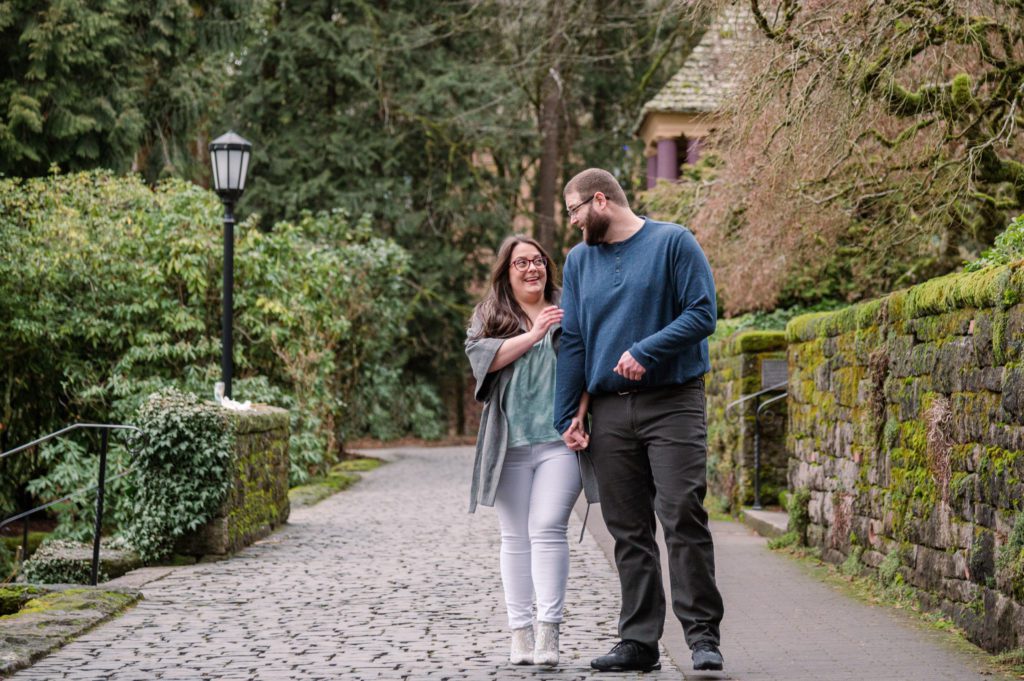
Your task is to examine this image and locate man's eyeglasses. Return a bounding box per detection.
[511,256,548,271]
[567,195,595,219]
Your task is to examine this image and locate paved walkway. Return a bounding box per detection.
[8,446,1014,680]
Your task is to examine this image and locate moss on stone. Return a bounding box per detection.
[786,311,833,342]
[335,457,382,473]
[904,266,1011,318]
[288,471,360,508]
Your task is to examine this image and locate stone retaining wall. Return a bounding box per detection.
[786,264,1024,652]
[177,405,290,556]
[707,331,788,512]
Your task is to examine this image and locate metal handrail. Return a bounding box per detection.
[724,381,788,416]
[757,392,788,416]
[0,423,140,460]
[1,423,142,586]
[721,382,788,510]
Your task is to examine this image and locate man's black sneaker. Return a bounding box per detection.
[590,640,661,672]
[692,641,724,671]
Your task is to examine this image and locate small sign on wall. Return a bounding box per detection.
[761,359,788,390]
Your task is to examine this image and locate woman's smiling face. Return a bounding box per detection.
[508,242,547,304]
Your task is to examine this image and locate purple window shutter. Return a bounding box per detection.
[655,139,678,181]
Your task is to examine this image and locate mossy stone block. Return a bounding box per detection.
[177,405,290,556]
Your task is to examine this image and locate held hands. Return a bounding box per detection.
[530,305,563,342]
[562,392,591,452]
[562,417,589,452]
[613,350,646,382]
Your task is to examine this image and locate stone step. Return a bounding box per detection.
[740,507,788,538]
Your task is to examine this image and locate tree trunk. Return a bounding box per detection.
[533,1,566,257]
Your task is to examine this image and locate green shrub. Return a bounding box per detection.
[878,549,904,587]
[996,513,1024,601]
[767,531,799,550]
[787,488,812,545]
[2,171,441,526]
[841,545,864,577]
[19,540,110,585]
[966,215,1024,271]
[118,389,233,562]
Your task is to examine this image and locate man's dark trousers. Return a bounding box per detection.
[589,377,724,651]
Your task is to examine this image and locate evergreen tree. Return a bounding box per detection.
[229,0,699,433]
[0,0,253,178]
[229,0,532,432]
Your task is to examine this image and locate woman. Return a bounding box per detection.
[465,235,596,667]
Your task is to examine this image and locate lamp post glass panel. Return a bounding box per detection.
[209,131,252,399]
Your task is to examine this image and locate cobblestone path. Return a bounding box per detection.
[10,446,680,680]
[9,445,1014,681]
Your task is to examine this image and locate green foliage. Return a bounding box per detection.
[18,540,110,585]
[227,1,702,431]
[787,488,812,546]
[23,438,135,543]
[767,531,799,550]
[0,540,12,581]
[288,458,383,508]
[0,0,256,180]
[841,545,864,577]
[335,458,382,473]
[1,171,438,523]
[878,548,904,587]
[967,215,1024,272]
[996,513,1024,601]
[118,390,233,562]
[228,0,526,421]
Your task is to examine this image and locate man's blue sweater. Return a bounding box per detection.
[553,218,717,435]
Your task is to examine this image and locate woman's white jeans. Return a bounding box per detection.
[494,440,582,629]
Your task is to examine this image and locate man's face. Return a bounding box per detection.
[566,192,609,246]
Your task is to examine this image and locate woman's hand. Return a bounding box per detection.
[529,305,563,342]
[562,417,589,451]
[487,305,563,373]
[562,392,591,451]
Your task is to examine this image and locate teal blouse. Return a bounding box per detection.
[504,328,562,448]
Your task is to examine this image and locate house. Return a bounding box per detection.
[636,4,756,188]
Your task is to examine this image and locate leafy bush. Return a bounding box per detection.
[19,540,111,585]
[118,389,233,563]
[996,513,1024,601]
[17,536,139,585]
[841,545,864,577]
[0,170,441,523]
[24,437,135,543]
[878,548,904,587]
[966,215,1024,272]
[787,488,812,546]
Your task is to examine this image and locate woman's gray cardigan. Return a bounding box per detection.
[465,304,599,513]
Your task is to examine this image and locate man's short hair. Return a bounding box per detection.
[564,168,629,207]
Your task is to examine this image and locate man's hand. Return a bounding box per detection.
[562,417,589,452]
[613,350,646,382]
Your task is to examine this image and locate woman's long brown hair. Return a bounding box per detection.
[470,235,559,340]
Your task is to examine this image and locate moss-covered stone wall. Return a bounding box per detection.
[786,264,1024,652]
[707,331,788,512]
[177,405,290,556]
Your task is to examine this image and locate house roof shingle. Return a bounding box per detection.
[640,4,757,119]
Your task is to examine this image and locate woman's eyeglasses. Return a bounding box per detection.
[511,256,547,271]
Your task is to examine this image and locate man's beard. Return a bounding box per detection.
[583,211,611,246]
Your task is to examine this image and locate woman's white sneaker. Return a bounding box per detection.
[510,625,535,665]
[534,621,560,666]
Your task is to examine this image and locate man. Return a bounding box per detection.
[554,168,725,673]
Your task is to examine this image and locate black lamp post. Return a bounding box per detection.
[209,131,252,399]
